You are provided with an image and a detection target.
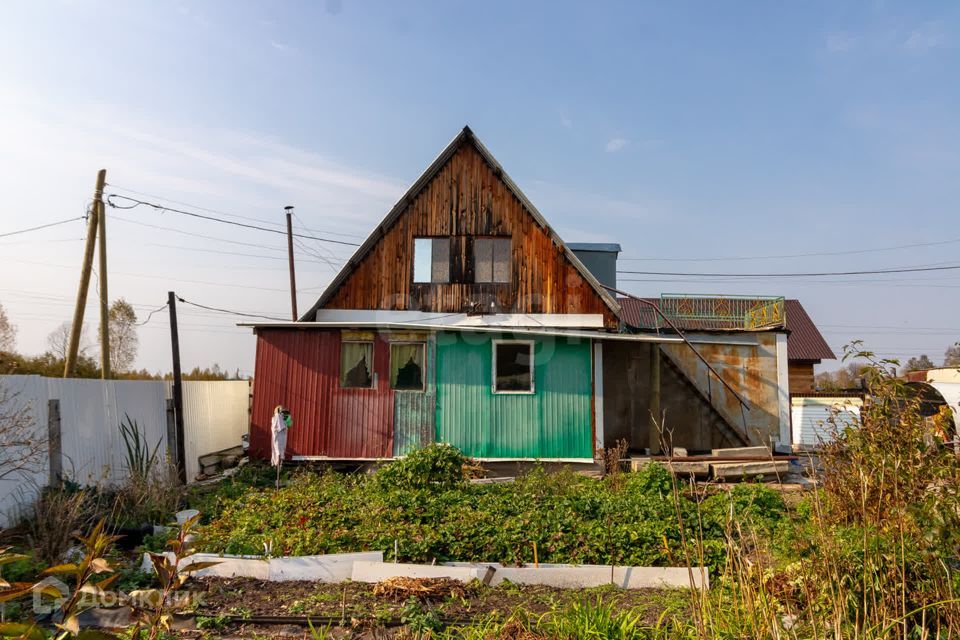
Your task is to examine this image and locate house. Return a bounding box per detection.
[245,127,804,462]
[782,300,836,392]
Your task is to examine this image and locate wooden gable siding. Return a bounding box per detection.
[324,143,617,327]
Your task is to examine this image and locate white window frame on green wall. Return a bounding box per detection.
[492,339,535,394]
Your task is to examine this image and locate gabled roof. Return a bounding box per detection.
[783,300,836,362]
[303,126,621,321]
[618,297,836,362]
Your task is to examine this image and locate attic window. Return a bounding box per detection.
[474,238,511,283]
[413,238,450,284]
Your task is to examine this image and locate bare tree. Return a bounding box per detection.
[104,298,139,373]
[47,321,92,360]
[0,302,15,352]
[944,343,960,367]
[0,381,46,481]
[903,354,935,374]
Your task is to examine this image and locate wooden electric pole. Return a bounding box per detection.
[98,179,111,379]
[65,169,105,378]
[285,206,298,321]
[168,291,187,484]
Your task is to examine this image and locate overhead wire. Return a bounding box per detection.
[617,262,960,278]
[136,303,169,326]
[174,296,288,321]
[107,184,367,239]
[106,194,360,247]
[618,234,960,262]
[0,217,86,239]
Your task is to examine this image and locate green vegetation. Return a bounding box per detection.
[198,444,784,572]
[1,346,957,639]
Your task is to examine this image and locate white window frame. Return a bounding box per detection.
[340,340,375,389]
[390,341,427,392]
[413,237,450,284]
[492,339,535,394]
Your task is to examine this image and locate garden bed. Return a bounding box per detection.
[193,447,786,574]
[190,576,688,635]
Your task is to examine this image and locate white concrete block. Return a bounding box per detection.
[443,562,708,589]
[268,552,383,582]
[490,565,708,590]
[179,553,270,580]
[350,561,479,584]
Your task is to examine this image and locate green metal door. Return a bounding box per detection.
[435,332,593,458]
[392,335,436,456]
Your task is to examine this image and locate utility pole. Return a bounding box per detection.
[168,292,187,484]
[65,169,105,378]
[98,177,111,379]
[285,205,298,321]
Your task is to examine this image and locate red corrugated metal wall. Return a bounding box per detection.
[250,329,394,459]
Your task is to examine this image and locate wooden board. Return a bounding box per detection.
[322,142,618,328]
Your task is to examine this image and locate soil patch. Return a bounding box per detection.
[189,576,688,637]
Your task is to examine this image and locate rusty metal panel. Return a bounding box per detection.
[435,332,592,458]
[660,333,781,445]
[392,335,436,456]
[250,329,393,460]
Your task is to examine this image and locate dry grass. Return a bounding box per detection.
[373,577,467,602]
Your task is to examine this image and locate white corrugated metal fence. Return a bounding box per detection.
[0,376,250,528]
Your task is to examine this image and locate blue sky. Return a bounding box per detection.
[1,1,958,374]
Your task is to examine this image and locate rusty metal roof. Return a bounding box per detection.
[618,297,836,362]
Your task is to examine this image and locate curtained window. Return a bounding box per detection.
[340,341,373,388]
[390,343,425,391]
[493,341,534,393]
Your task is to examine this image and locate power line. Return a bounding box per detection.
[175,296,288,321]
[107,184,367,239]
[0,217,86,239]
[136,303,169,326]
[107,184,287,229]
[618,235,960,262]
[6,258,290,292]
[147,242,344,268]
[112,215,290,253]
[106,194,361,247]
[616,263,960,278]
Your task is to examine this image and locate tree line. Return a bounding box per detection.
[0,300,246,381]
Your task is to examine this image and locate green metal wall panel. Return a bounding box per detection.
[393,336,437,456]
[436,332,593,458]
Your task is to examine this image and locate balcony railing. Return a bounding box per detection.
[656,294,786,331]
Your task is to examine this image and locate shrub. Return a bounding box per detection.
[374,443,468,491]
[21,485,97,565]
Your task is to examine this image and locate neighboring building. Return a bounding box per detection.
[783,300,835,392]
[904,367,960,384]
[246,127,801,461]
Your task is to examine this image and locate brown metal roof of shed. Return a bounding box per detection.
[783,299,836,362]
[617,297,836,362]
